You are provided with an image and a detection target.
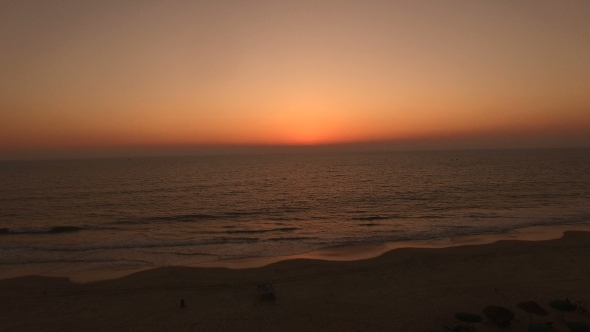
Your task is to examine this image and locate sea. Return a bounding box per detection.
[1,148,590,278]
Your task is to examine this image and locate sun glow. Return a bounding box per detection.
[1,1,590,158]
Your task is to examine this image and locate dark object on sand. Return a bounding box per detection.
[566,321,590,332]
[483,306,514,327]
[455,312,482,330]
[549,300,577,321]
[528,323,554,332]
[181,299,185,308]
[518,301,549,324]
[257,283,275,301]
[575,300,588,315]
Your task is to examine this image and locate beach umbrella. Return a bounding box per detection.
[549,300,577,321]
[455,312,482,329]
[483,306,515,326]
[518,301,549,324]
[528,323,554,332]
[566,321,590,332]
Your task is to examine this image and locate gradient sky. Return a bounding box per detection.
[1,0,590,159]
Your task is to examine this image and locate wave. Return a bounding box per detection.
[352,215,402,221]
[266,236,318,242]
[143,214,220,222]
[0,258,152,266]
[268,217,305,221]
[418,215,449,219]
[10,237,263,252]
[118,211,272,224]
[467,213,517,219]
[0,226,84,235]
[115,209,314,225]
[2,232,319,253]
[224,211,266,217]
[226,227,299,234]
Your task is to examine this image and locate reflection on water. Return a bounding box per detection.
[1,149,589,277]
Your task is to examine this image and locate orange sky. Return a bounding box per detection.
[1,1,590,159]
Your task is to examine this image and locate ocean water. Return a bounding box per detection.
[1,149,590,277]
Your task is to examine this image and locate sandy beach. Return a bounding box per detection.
[1,229,590,331]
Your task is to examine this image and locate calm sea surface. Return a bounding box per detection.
[1,149,589,277]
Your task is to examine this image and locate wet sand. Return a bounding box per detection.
[1,228,590,331]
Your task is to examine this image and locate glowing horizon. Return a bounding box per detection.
[2,1,590,159]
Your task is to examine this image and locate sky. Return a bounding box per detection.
[1,0,590,159]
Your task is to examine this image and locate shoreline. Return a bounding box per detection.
[32,222,590,283]
[2,228,590,331]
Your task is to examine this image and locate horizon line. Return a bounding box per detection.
[1,141,589,162]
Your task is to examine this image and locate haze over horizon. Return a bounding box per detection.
[2,1,590,160]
